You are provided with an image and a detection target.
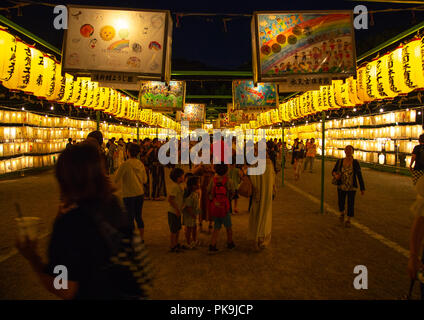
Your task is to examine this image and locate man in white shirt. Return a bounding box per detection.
[113,143,148,242]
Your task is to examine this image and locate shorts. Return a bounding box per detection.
[168,212,182,233]
[213,213,232,230]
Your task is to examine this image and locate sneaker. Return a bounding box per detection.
[169,246,178,253]
[345,220,351,228]
[177,244,189,250]
[227,242,236,249]
[208,245,219,253]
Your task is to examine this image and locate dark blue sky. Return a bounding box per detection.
[5,0,424,69]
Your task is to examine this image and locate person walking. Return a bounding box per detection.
[193,163,215,234]
[304,138,317,173]
[409,167,424,300]
[113,143,148,243]
[332,145,365,228]
[150,138,167,201]
[107,138,117,174]
[16,142,152,299]
[410,134,424,185]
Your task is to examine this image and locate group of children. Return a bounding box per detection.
[167,163,240,253]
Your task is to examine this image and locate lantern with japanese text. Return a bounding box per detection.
[2,40,31,91]
[0,28,17,82]
[402,38,424,90]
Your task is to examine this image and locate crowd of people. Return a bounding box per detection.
[14,129,424,300]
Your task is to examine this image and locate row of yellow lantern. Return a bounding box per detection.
[0,27,179,130]
[249,37,424,123]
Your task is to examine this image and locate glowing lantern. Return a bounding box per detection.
[74,77,90,107]
[69,77,82,104]
[356,66,374,102]
[0,28,17,81]
[24,46,43,95]
[328,85,339,109]
[320,86,331,110]
[59,73,74,103]
[2,40,32,91]
[346,77,363,105]
[402,38,424,89]
[37,55,56,98]
[312,90,320,112]
[388,46,412,95]
[365,60,384,100]
[48,63,65,101]
[375,55,398,99]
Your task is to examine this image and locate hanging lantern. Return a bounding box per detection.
[69,77,82,104]
[24,46,44,95]
[86,81,98,109]
[37,55,56,98]
[48,63,65,101]
[340,82,355,107]
[388,46,412,95]
[402,38,424,90]
[74,77,90,107]
[0,28,17,82]
[376,55,398,99]
[59,73,74,103]
[328,85,340,109]
[365,60,384,100]
[320,86,331,110]
[312,90,321,112]
[356,66,374,102]
[2,40,31,91]
[346,77,363,105]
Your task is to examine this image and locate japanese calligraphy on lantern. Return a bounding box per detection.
[63,6,172,82]
[232,80,278,109]
[139,81,185,111]
[252,11,357,84]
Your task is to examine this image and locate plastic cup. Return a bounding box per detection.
[15,217,40,242]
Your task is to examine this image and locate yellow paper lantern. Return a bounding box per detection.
[388,46,413,95]
[376,55,398,99]
[48,63,65,101]
[402,38,424,90]
[69,77,82,104]
[356,66,373,102]
[74,77,90,107]
[24,46,43,95]
[346,76,364,105]
[59,73,74,103]
[0,28,17,81]
[38,55,56,98]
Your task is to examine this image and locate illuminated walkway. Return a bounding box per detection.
[0,162,419,299]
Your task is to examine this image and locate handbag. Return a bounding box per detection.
[332,160,342,186]
[238,175,253,198]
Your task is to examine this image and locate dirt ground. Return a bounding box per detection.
[0,160,421,300]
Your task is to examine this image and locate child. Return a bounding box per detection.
[167,168,185,252]
[228,160,241,214]
[182,176,201,249]
[208,164,236,253]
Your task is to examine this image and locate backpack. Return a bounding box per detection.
[209,176,230,218]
